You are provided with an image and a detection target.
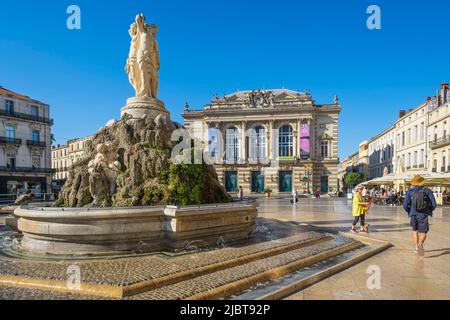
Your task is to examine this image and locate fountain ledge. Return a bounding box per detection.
[14,201,258,255]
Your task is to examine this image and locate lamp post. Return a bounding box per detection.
[305,165,312,194]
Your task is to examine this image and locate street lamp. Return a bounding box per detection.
[301,166,312,194]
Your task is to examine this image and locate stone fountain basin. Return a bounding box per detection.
[14,202,258,255]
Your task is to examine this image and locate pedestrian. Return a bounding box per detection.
[351,186,371,234]
[403,175,437,256]
[238,186,244,201]
[362,187,368,198]
[315,188,321,200]
[291,188,299,204]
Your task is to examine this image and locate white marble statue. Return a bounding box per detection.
[125,14,160,99]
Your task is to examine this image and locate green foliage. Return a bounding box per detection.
[164,163,205,205]
[345,172,363,188]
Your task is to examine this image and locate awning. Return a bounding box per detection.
[362,171,450,186]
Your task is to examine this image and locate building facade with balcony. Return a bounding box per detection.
[51,135,92,185]
[0,86,53,195]
[394,102,429,174]
[183,89,341,195]
[428,83,450,173]
[368,126,396,179]
[338,141,369,192]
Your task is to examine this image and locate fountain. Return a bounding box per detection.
[12,13,258,256]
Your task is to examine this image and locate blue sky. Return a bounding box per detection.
[1,0,449,158]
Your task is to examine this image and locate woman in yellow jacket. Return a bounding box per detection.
[352,186,371,233]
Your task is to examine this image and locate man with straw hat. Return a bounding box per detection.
[403,175,437,256]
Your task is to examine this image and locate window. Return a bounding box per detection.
[420,122,425,140]
[402,132,405,146]
[443,152,447,171]
[31,106,39,117]
[5,125,15,141]
[32,156,41,169]
[278,125,293,157]
[5,100,14,114]
[413,151,418,167]
[208,127,219,158]
[413,126,417,143]
[32,130,40,142]
[250,126,266,160]
[7,157,16,170]
[225,127,239,162]
[321,141,329,158]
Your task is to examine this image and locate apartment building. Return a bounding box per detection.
[0,86,53,195]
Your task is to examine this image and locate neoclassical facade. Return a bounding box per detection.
[183,89,341,195]
[368,126,396,179]
[0,86,53,195]
[342,82,450,189]
[428,83,450,173]
[51,135,93,184]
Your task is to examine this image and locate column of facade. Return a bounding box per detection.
[240,121,247,163]
[269,120,275,161]
[309,118,315,160]
[297,119,302,159]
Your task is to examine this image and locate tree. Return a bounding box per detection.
[344,173,363,191]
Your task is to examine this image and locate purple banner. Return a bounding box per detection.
[300,123,310,160]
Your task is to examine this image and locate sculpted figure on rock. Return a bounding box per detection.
[87,142,122,206]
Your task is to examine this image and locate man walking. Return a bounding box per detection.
[403,175,437,256]
[238,186,244,202]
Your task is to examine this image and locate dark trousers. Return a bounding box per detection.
[352,214,366,227]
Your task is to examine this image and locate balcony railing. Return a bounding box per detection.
[0,136,22,145]
[0,109,53,125]
[441,167,446,173]
[27,140,46,148]
[432,168,437,173]
[430,135,450,149]
[0,166,54,174]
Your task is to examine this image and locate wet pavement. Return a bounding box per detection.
[257,197,450,300]
[0,214,352,300]
[0,197,448,300]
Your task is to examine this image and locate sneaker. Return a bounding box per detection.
[417,245,425,257]
[414,248,419,254]
[350,227,358,234]
[360,224,370,233]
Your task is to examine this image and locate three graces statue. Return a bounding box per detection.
[125,14,160,99]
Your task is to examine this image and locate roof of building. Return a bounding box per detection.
[222,88,309,99]
[0,86,47,105]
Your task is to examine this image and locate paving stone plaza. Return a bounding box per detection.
[1,198,448,300]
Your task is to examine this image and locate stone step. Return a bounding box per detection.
[0,231,333,299]
[128,237,363,300]
[122,233,332,296]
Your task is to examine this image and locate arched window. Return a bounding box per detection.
[225,127,239,162]
[208,127,219,158]
[279,125,293,157]
[250,126,266,160]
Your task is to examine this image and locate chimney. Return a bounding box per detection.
[441,83,449,103]
[399,110,406,118]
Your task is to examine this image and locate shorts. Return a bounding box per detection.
[410,214,429,234]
